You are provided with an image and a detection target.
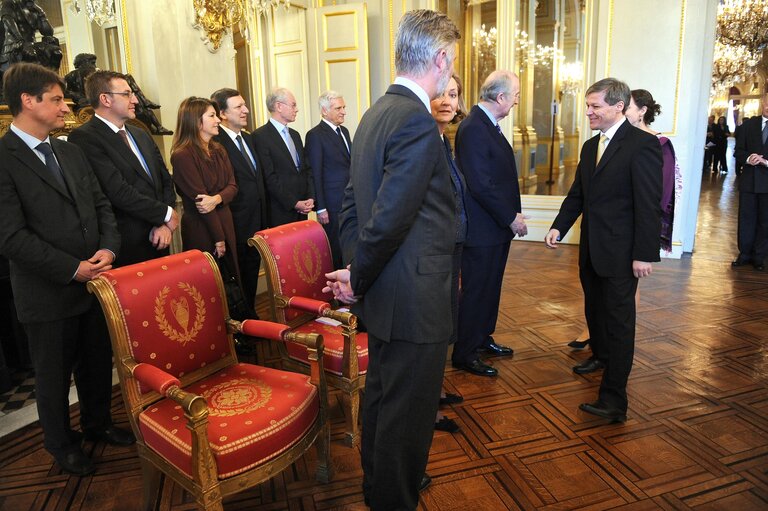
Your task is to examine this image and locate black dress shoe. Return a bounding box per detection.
[419,474,432,492]
[579,401,627,423]
[84,426,136,446]
[573,358,605,374]
[439,392,464,406]
[54,448,96,476]
[731,258,750,267]
[434,417,460,433]
[754,262,765,271]
[567,338,590,349]
[478,340,514,357]
[453,358,498,377]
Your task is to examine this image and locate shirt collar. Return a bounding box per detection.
[322,118,341,131]
[269,117,289,133]
[477,103,498,126]
[219,124,241,143]
[393,76,431,112]
[601,116,626,141]
[94,113,124,133]
[10,123,50,150]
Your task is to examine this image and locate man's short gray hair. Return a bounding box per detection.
[319,90,343,112]
[479,70,515,102]
[394,9,460,77]
[266,87,291,113]
[585,78,630,112]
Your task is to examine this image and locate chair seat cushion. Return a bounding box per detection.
[139,363,318,479]
[287,322,368,377]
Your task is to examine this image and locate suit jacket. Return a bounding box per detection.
[339,84,457,343]
[734,116,768,194]
[69,117,175,266]
[305,121,351,214]
[455,105,521,247]
[0,130,120,323]
[214,130,267,243]
[251,121,314,226]
[552,119,662,277]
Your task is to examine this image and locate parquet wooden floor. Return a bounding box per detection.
[1,169,767,510]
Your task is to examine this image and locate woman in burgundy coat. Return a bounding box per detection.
[171,97,240,278]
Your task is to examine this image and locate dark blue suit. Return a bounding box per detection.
[453,105,521,364]
[305,120,351,268]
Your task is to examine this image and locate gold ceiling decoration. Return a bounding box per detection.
[193,0,290,52]
[70,0,116,26]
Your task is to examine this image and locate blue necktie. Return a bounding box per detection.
[236,134,258,175]
[336,126,349,154]
[36,142,67,190]
[282,126,300,169]
[496,124,502,135]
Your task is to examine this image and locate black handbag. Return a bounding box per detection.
[217,256,251,321]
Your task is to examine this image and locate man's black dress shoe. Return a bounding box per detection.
[573,358,605,374]
[453,358,498,376]
[731,258,750,267]
[54,448,96,476]
[567,338,590,349]
[579,401,627,423]
[419,474,432,492]
[754,261,765,271]
[434,417,460,433]
[84,426,136,446]
[477,340,514,357]
[439,392,464,406]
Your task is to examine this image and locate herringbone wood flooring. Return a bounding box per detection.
[1,170,767,510]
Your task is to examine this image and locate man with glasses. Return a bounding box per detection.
[251,87,314,226]
[69,70,178,267]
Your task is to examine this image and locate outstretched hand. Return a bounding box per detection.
[323,268,357,304]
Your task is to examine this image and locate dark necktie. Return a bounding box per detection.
[336,126,349,154]
[118,128,153,181]
[236,134,258,175]
[35,142,67,190]
[762,119,768,145]
[496,123,502,135]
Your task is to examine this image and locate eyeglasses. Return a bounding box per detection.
[103,91,135,99]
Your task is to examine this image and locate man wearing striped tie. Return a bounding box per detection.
[69,70,178,267]
[545,78,662,423]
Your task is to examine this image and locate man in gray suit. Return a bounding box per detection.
[325,10,460,510]
[0,63,132,476]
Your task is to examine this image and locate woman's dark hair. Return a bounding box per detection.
[630,89,662,125]
[171,96,218,160]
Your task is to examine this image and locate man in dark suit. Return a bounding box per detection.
[324,10,460,510]
[732,94,768,272]
[305,90,352,268]
[0,63,133,476]
[211,88,267,312]
[452,70,525,377]
[69,70,178,267]
[545,78,662,423]
[251,87,314,226]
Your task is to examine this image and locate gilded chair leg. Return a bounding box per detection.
[139,457,162,511]
[199,490,225,511]
[344,388,361,447]
[315,419,334,483]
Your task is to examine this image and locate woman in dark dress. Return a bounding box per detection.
[171,97,239,277]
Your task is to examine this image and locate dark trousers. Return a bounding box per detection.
[323,209,343,270]
[737,191,768,264]
[236,242,261,313]
[713,145,728,172]
[453,241,510,364]
[449,243,463,344]
[361,334,447,511]
[24,300,114,456]
[580,259,638,412]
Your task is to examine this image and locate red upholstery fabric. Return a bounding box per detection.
[288,296,331,315]
[133,363,180,394]
[97,251,231,392]
[138,363,319,479]
[240,320,289,340]
[287,322,368,376]
[255,221,334,322]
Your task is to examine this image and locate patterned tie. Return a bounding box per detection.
[35,142,67,189]
[496,124,502,135]
[118,129,152,181]
[596,134,609,165]
[336,126,349,154]
[762,119,768,145]
[282,126,300,169]
[236,134,258,175]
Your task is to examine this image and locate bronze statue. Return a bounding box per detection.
[125,74,173,135]
[0,0,62,77]
[64,52,97,111]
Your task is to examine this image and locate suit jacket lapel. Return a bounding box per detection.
[266,121,296,165]
[5,131,73,201]
[473,106,514,158]
[92,118,153,186]
[321,121,350,161]
[125,124,159,186]
[593,120,629,176]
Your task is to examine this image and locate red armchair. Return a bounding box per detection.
[249,220,368,447]
[87,250,332,511]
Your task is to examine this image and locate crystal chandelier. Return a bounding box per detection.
[711,41,760,90]
[472,24,497,85]
[716,0,768,55]
[559,61,583,97]
[514,21,563,71]
[193,0,291,51]
[70,0,116,26]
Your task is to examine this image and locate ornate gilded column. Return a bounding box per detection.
[514,0,537,190]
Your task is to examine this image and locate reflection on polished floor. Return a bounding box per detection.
[0,165,767,510]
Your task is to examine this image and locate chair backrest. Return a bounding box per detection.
[251,220,333,324]
[89,250,236,395]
